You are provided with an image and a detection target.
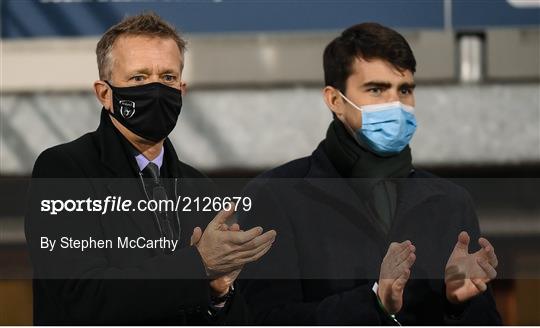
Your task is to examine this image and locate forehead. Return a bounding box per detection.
[349,57,414,83]
[111,35,183,72]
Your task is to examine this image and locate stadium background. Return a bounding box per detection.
[1,0,539,324]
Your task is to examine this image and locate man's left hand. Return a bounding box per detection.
[191,222,243,297]
[445,231,498,304]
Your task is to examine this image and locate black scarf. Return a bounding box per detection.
[323,118,414,234]
[323,118,413,180]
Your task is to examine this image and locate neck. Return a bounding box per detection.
[109,114,163,160]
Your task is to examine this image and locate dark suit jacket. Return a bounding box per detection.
[25,109,248,325]
[237,142,501,325]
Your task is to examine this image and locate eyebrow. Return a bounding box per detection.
[127,68,180,76]
[127,68,152,76]
[399,82,416,89]
[362,81,416,89]
[362,81,392,89]
[159,69,179,75]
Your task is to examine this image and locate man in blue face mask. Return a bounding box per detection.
[237,23,501,325]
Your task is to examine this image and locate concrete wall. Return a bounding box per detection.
[1,28,539,173]
[1,83,538,174]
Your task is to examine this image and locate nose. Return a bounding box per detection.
[147,75,160,84]
[387,89,400,102]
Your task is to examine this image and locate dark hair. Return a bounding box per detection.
[323,22,416,93]
[96,12,186,80]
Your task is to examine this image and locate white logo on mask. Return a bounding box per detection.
[119,100,136,119]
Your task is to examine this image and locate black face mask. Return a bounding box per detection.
[105,81,182,142]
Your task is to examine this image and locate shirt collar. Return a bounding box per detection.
[135,146,165,172]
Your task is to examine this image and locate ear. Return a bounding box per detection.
[323,86,345,120]
[94,80,113,112]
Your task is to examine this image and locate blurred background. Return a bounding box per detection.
[1,0,539,325]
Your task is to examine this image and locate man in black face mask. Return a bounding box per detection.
[25,12,275,325]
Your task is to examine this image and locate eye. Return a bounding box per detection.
[367,88,382,96]
[130,75,145,82]
[163,74,177,82]
[400,87,413,95]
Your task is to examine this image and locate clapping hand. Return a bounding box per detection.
[378,240,416,314]
[445,231,498,304]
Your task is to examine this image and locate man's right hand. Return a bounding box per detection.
[193,205,276,278]
[377,240,416,314]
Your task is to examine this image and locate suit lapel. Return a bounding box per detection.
[302,145,447,247]
[95,109,162,240]
[302,145,389,242]
[391,170,447,230]
[105,179,162,240]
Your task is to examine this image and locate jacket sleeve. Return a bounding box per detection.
[237,181,393,325]
[442,190,502,325]
[25,148,212,324]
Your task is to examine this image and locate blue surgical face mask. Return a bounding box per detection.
[338,91,417,156]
